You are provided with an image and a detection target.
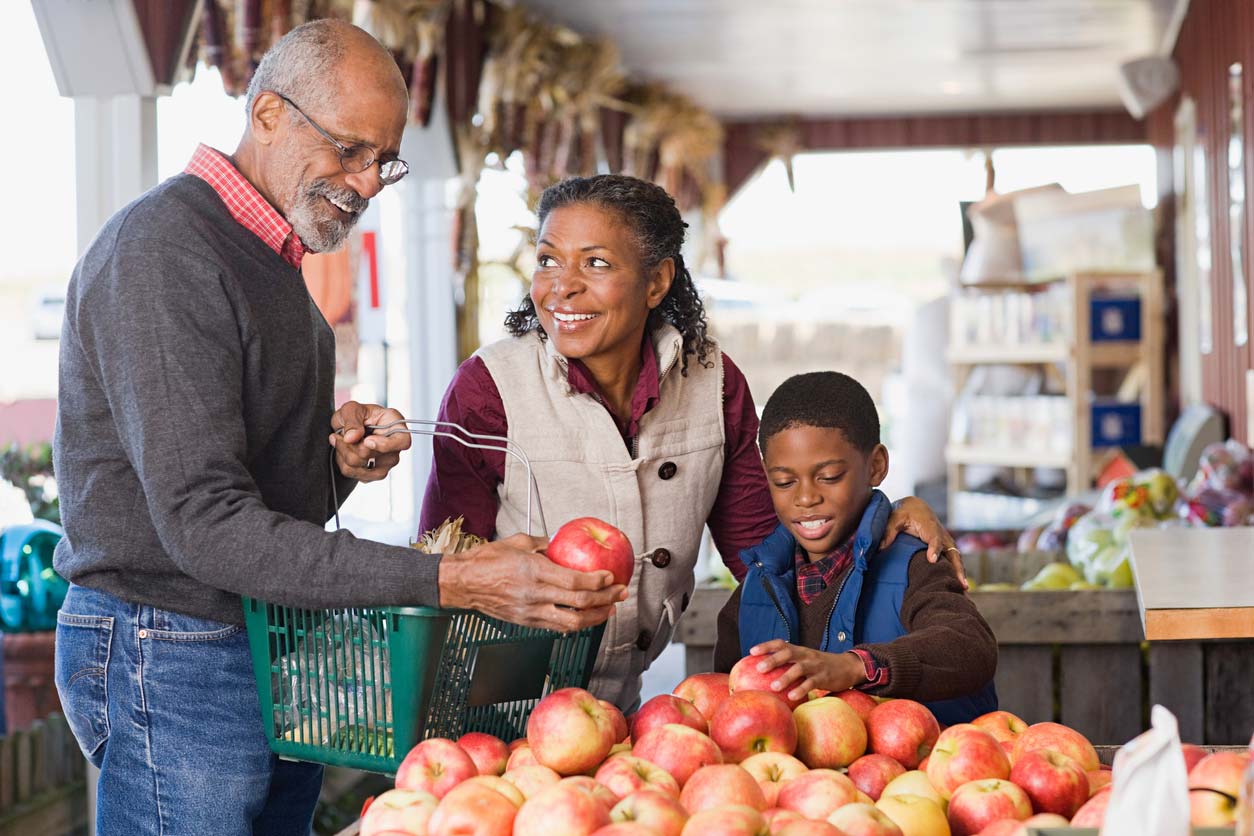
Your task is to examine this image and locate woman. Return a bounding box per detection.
[421,174,961,711]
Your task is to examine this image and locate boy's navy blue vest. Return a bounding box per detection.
[737,490,997,726]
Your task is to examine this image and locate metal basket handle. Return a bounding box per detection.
[330,418,545,537]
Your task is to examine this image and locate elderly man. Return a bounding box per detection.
[52,20,623,835]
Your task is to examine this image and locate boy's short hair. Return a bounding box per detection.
[758,371,880,454]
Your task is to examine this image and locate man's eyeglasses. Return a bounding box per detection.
[276,93,409,186]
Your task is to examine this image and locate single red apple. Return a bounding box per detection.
[946,778,1032,836]
[632,694,708,741]
[1069,789,1110,827]
[427,781,518,836]
[609,789,689,836]
[458,732,511,776]
[673,672,732,721]
[836,689,879,723]
[526,687,617,776]
[680,764,768,813]
[1009,749,1089,818]
[926,724,1010,800]
[709,690,798,763]
[848,753,907,801]
[729,655,806,710]
[599,700,630,744]
[547,517,635,587]
[513,782,610,836]
[1011,722,1098,772]
[866,699,940,770]
[632,723,723,787]
[395,738,479,799]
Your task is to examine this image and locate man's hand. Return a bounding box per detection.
[329,401,411,482]
[749,639,867,704]
[437,534,628,632]
[880,495,967,589]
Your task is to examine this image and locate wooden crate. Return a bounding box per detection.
[0,714,87,836]
[676,549,1254,745]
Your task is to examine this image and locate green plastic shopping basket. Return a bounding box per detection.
[243,419,604,774]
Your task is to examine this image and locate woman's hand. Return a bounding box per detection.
[880,495,967,589]
[748,639,868,704]
[329,401,412,482]
[438,534,628,632]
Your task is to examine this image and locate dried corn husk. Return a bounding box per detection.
[413,517,485,554]
[755,121,804,193]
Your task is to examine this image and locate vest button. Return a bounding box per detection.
[650,548,672,568]
[635,630,652,651]
[658,461,678,480]
[837,631,847,642]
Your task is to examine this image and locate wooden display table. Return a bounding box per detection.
[1129,527,1254,641]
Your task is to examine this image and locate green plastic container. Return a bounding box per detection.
[243,598,605,774]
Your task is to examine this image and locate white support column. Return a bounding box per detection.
[73,94,159,253]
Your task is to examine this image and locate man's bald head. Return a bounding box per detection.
[245,19,407,122]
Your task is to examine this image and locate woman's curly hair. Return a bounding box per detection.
[504,174,715,375]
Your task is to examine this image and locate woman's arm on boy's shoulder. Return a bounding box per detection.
[855,551,998,702]
[712,584,745,673]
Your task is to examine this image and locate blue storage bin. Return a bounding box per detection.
[1091,401,1142,447]
[1090,296,1141,341]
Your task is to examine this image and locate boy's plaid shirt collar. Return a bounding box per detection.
[794,536,854,605]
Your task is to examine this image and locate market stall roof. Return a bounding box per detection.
[517,0,1186,118]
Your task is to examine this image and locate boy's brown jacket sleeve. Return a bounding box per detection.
[713,585,745,673]
[855,552,998,701]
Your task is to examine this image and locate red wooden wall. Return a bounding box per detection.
[1148,0,1254,443]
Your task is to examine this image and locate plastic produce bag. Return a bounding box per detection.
[1101,705,1191,836]
[1065,510,1139,587]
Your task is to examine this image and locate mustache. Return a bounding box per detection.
[306,179,368,215]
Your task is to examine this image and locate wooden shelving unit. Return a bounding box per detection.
[947,271,1165,527]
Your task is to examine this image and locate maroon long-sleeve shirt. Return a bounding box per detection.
[418,339,777,580]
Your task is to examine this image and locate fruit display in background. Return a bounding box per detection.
[925,725,1010,800]
[740,752,809,807]
[458,732,510,776]
[945,779,1031,836]
[867,700,941,770]
[680,764,769,813]
[710,690,799,762]
[794,696,868,769]
[1007,749,1088,818]
[427,780,518,836]
[729,655,807,710]
[874,792,950,836]
[632,694,709,740]
[395,738,479,799]
[595,755,681,800]
[848,753,907,801]
[547,517,636,587]
[674,672,733,721]
[1010,722,1099,772]
[632,723,724,787]
[359,788,438,836]
[609,789,689,836]
[776,769,859,820]
[527,687,617,776]
[828,802,906,836]
[512,782,611,836]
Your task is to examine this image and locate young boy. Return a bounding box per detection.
[714,371,997,725]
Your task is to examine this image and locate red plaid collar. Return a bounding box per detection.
[795,535,855,605]
[184,144,306,269]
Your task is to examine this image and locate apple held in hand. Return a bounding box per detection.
[730,655,806,710]
[547,517,635,587]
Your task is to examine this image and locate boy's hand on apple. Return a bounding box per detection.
[749,640,868,704]
[438,534,628,632]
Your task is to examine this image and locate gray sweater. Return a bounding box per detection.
[53,173,442,624]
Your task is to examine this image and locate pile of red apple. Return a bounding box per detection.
[360,654,1249,836]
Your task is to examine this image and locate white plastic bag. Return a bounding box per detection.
[1102,705,1191,836]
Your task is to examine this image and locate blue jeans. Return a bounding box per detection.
[54,584,323,835]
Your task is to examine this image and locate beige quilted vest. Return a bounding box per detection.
[476,324,725,710]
